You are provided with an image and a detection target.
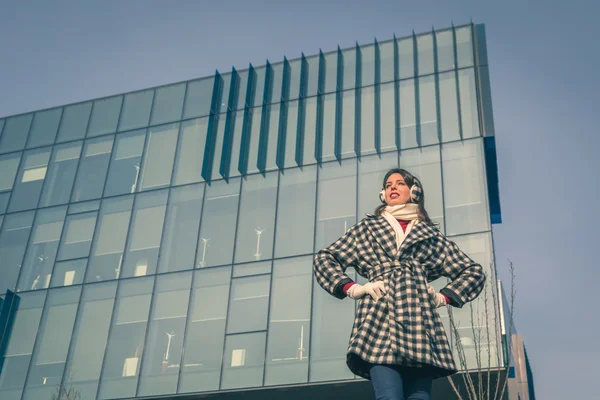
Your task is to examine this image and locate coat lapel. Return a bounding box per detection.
[398,221,437,256]
[366,216,438,260]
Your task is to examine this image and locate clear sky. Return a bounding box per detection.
[1,0,598,398]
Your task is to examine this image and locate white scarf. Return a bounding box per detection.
[381,204,420,252]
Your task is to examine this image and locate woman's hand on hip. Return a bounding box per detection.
[427,284,448,308]
[346,281,386,301]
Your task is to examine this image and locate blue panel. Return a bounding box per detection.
[374,39,381,155]
[315,51,326,163]
[258,61,274,173]
[295,54,309,166]
[354,43,362,157]
[484,136,502,224]
[239,65,258,175]
[201,72,224,182]
[276,57,292,169]
[0,291,19,376]
[220,68,241,181]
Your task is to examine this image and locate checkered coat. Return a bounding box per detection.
[313,214,486,380]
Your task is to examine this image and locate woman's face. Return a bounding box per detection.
[385,173,411,206]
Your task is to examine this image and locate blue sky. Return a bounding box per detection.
[1,1,598,398]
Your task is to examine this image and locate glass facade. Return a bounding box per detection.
[0,23,502,399]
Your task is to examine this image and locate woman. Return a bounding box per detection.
[313,168,485,400]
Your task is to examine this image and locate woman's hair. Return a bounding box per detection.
[374,168,434,225]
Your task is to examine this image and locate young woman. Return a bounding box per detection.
[313,168,485,400]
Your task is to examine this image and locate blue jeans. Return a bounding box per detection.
[369,364,433,400]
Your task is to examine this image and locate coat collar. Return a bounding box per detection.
[365,214,438,259]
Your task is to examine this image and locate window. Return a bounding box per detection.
[361,86,376,156]
[0,114,32,154]
[380,81,397,152]
[275,166,316,258]
[56,102,92,143]
[137,272,192,397]
[399,79,417,149]
[456,25,474,68]
[360,43,376,87]
[150,83,185,125]
[321,93,336,162]
[183,78,213,119]
[302,96,317,166]
[26,108,62,148]
[439,71,461,142]
[397,36,415,79]
[283,100,299,168]
[323,51,338,94]
[39,141,82,207]
[196,178,240,268]
[57,211,97,261]
[340,89,355,159]
[227,274,270,334]
[21,287,81,400]
[246,106,262,174]
[172,117,208,186]
[86,195,133,282]
[104,129,146,197]
[418,75,439,146]
[87,95,123,137]
[17,206,67,292]
[0,152,21,214]
[379,39,395,84]
[0,211,35,294]
[436,29,455,72]
[417,33,434,76]
[210,115,227,180]
[179,267,231,393]
[227,110,245,178]
[61,282,117,400]
[221,332,266,390]
[139,123,179,191]
[71,136,113,202]
[7,147,50,212]
[341,47,357,90]
[121,189,168,278]
[118,90,154,132]
[234,172,278,264]
[50,259,88,287]
[265,256,312,386]
[97,277,154,400]
[458,68,480,139]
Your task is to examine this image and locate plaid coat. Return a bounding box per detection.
[313,214,486,380]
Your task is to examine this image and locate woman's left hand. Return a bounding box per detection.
[427,284,448,308]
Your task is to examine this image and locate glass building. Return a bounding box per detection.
[0,23,514,400]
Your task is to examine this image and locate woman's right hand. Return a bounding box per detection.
[346,281,386,301]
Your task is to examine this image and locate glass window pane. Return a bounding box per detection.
[442,139,489,235]
[88,95,123,137]
[436,29,455,72]
[71,136,113,202]
[302,96,317,166]
[253,66,267,107]
[150,83,185,125]
[323,51,337,94]
[118,90,154,132]
[235,70,249,111]
[400,145,445,230]
[358,152,399,217]
[232,261,271,278]
[275,166,316,258]
[56,102,92,143]
[197,178,240,268]
[458,68,480,139]
[183,78,213,119]
[380,82,396,152]
[227,274,270,334]
[234,172,278,264]
[98,277,154,400]
[86,195,133,282]
[310,268,355,382]
[0,114,32,154]
[211,115,227,180]
[173,117,208,186]
[179,267,231,393]
[26,108,61,148]
[57,211,97,261]
[61,282,117,400]
[399,79,417,149]
[138,272,192,397]
[315,159,357,250]
[139,123,178,191]
[397,37,415,79]
[265,256,312,386]
[104,129,146,197]
[0,211,35,294]
[0,291,46,400]
[158,183,204,273]
[287,59,302,101]
[218,73,232,114]
[341,47,356,90]
[361,85,376,155]
[419,75,439,146]
[21,287,81,400]
[0,153,21,194]
[321,93,336,162]
[68,199,100,215]
[361,43,376,87]
[50,259,87,287]
[246,106,262,175]
[380,40,395,83]
[270,63,284,104]
[228,110,244,177]
[305,56,319,98]
[283,100,299,168]
[17,206,67,292]
[439,71,461,142]
[456,25,474,68]
[221,332,266,390]
[265,103,279,171]
[122,189,168,278]
[340,89,355,159]
[8,147,51,212]
[39,141,82,207]
[417,33,434,76]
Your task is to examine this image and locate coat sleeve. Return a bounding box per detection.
[313,225,360,300]
[430,234,486,308]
